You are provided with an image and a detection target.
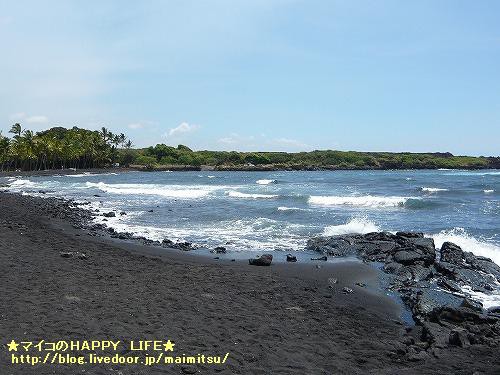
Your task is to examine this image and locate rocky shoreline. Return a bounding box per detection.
[308,232,500,353]
[2,163,500,178]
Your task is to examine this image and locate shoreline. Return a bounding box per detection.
[1,191,500,373]
[1,165,500,178]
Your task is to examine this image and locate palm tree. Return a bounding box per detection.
[0,125,132,171]
[100,127,110,143]
[9,123,22,138]
[112,133,121,148]
[21,130,37,169]
[0,131,10,171]
[118,133,126,147]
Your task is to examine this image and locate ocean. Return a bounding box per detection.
[3,169,500,266]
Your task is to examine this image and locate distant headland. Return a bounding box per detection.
[1,125,499,172]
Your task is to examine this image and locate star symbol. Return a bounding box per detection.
[163,340,175,352]
[7,340,19,352]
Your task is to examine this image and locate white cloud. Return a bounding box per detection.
[128,122,144,129]
[26,115,48,124]
[8,112,48,124]
[165,122,200,138]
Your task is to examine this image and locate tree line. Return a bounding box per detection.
[1,125,499,171]
[134,143,498,170]
[0,124,132,171]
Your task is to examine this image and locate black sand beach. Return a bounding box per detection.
[1,192,499,374]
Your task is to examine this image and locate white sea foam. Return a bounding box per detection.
[308,195,413,208]
[277,206,305,211]
[86,182,220,199]
[67,172,117,177]
[484,189,494,193]
[256,179,276,185]
[421,187,448,193]
[460,285,500,310]
[9,179,35,187]
[323,218,381,236]
[445,171,500,176]
[431,227,500,266]
[95,216,309,252]
[227,191,278,199]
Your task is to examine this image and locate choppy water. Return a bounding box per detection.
[3,169,500,266]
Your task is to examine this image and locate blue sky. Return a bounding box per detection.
[0,0,499,155]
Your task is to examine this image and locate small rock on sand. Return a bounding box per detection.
[249,254,273,266]
[211,246,227,254]
[181,365,197,374]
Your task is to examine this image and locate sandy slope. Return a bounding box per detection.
[0,192,499,374]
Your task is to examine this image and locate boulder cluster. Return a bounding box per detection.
[307,231,500,349]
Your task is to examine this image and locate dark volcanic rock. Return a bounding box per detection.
[440,242,464,264]
[211,246,227,254]
[384,262,403,274]
[286,254,297,262]
[396,231,424,239]
[103,212,115,218]
[306,231,500,348]
[448,328,469,347]
[394,250,426,265]
[162,239,175,247]
[249,254,273,266]
[176,241,194,251]
[160,239,196,251]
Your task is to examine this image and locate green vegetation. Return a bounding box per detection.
[0,124,132,171]
[1,125,499,171]
[132,146,497,170]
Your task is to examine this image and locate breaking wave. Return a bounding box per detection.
[420,187,448,193]
[67,172,117,177]
[8,179,36,187]
[431,227,500,266]
[323,218,381,236]
[85,182,218,199]
[308,195,416,208]
[227,191,278,199]
[256,179,276,185]
[277,206,308,212]
[460,286,500,310]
